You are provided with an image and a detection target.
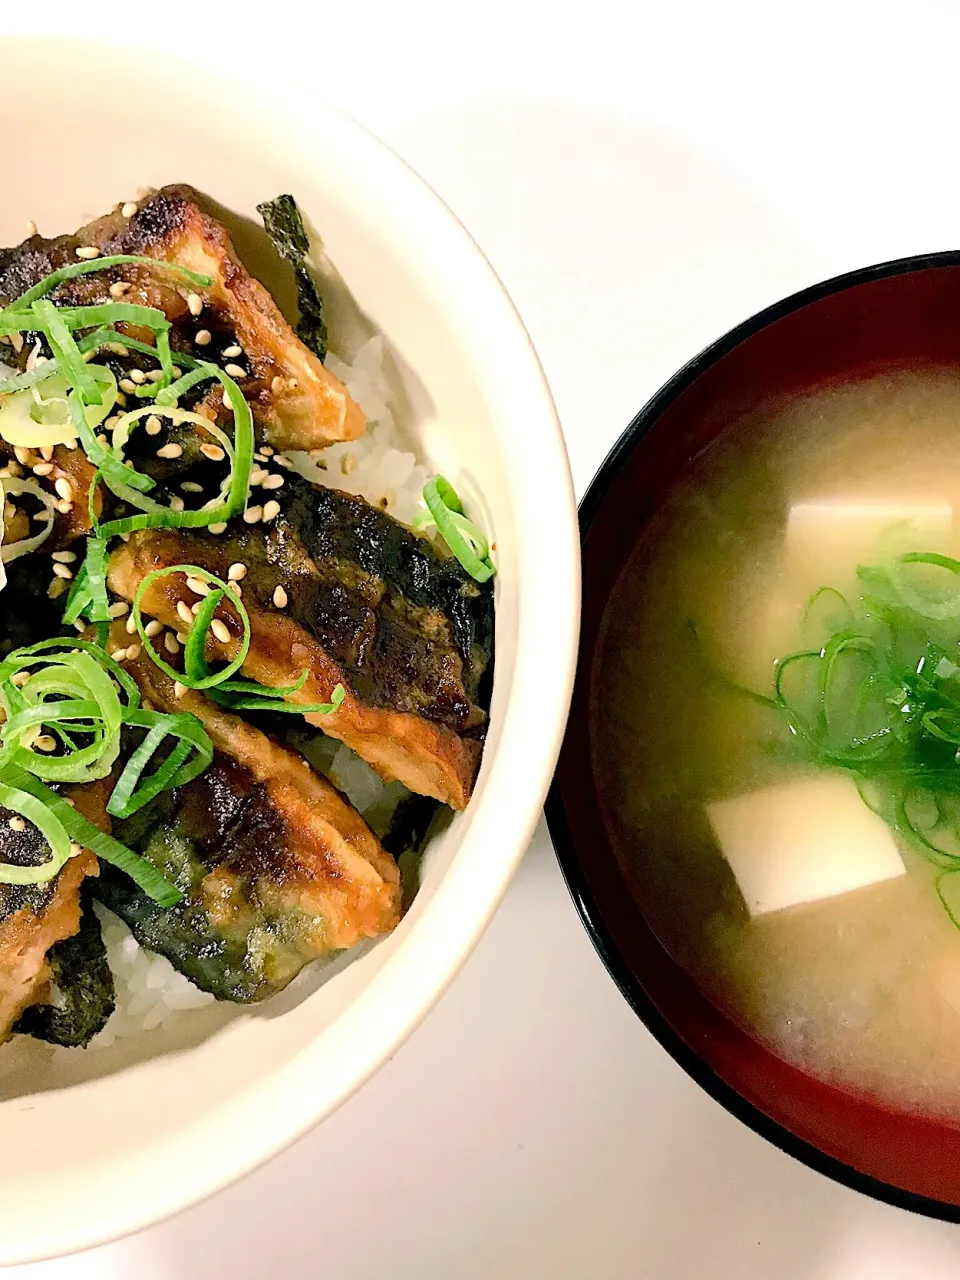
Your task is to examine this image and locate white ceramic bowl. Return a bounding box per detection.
[0,38,579,1264]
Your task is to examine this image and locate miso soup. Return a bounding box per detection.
[594,369,960,1122]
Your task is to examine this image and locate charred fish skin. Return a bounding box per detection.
[114,474,494,733]
[0,555,69,658]
[97,750,393,1003]
[98,769,286,1003]
[13,894,115,1048]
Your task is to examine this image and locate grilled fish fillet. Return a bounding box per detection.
[94,645,401,1002]
[0,184,365,451]
[107,479,494,808]
[0,785,103,1042]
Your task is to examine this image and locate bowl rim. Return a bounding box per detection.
[545,246,960,1224]
[0,36,581,1263]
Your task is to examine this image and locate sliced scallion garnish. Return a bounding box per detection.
[0,764,181,906]
[0,782,72,885]
[417,475,495,583]
[3,254,212,314]
[132,564,251,690]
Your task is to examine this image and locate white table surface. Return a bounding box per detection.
[7,1,960,1274]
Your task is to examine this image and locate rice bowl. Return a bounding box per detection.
[0,36,578,1264]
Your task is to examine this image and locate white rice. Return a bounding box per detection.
[68,335,428,1051]
[294,336,430,526]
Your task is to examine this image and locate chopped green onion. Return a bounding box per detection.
[2,255,212,314]
[0,782,72,886]
[420,476,495,583]
[107,709,212,819]
[0,764,181,906]
[214,682,346,716]
[91,363,253,539]
[33,300,101,405]
[132,564,251,690]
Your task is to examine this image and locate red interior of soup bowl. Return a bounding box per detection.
[547,252,960,1217]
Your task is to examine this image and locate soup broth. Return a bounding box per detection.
[594,369,960,1122]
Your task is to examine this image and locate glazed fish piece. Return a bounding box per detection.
[0,184,365,452]
[0,785,105,1043]
[95,650,401,1002]
[107,477,495,809]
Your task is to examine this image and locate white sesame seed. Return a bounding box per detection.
[186,293,204,317]
[253,452,269,464]
[341,454,356,475]
[169,495,185,512]
[75,246,100,260]
[119,378,137,395]
[108,601,129,618]
[72,619,86,632]
[163,631,180,655]
[52,563,73,580]
[274,454,293,469]
[39,445,54,462]
[272,585,288,609]
[270,375,284,396]
[9,334,23,355]
[121,201,138,218]
[144,619,162,638]
[55,499,72,515]
[173,682,186,699]
[180,480,203,493]
[208,522,227,535]
[11,672,29,688]
[116,391,127,408]
[13,447,31,466]
[109,281,131,299]
[176,631,189,645]
[262,473,284,490]
[191,600,202,616]
[147,369,165,383]
[26,220,37,237]
[224,345,244,359]
[262,500,281,523]
[32,462,54,477]
[54,477,73,502]
[200,443,225,462]
[242,505,262,524]
[260,445,274,457]
[224,364,246,379]
[185,576,210,596]
[176,600,194,626]
[34,734,57,752]
[210,619,231,644]
[156,442,183,459]
[129,368,146,385]
[125,614,138,635]
[194,329,212,346]
[227,581,242,597]
[47,578,67,599]
[126,643,141,661]
[145,415,162,436]
[69,842,82,859]
[8,816,25,832]
[227,562,247,581]
[249,468,267,486]
[110,647,128,661]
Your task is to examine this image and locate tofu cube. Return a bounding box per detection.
[707,775,905,916]
[786,501,953,585]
